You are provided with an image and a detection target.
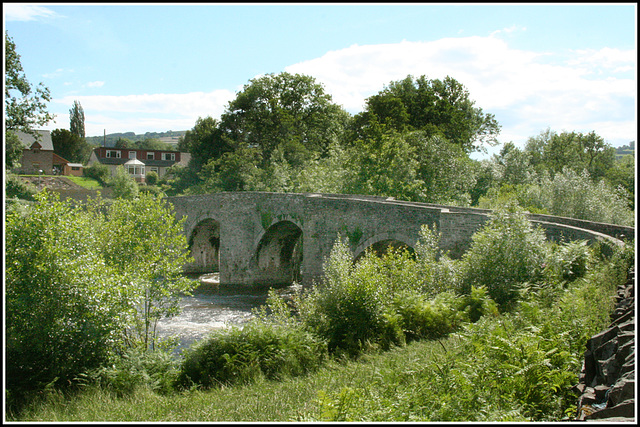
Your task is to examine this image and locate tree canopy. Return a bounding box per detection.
[353,75,501,153]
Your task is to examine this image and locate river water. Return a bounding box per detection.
[155,274,296,355]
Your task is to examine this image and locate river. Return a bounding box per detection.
[155,274,298,355]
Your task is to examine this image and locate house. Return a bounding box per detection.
[87,147,191,183]
[11,130,71,175]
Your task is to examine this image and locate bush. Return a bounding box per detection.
[392,291,467,342]
[83,163,110,186]
[298,240,406,357]
[5,172,37,200]
[112,165,139,199]
[543,240,592,283]
[176,322,327,389]
[145,170,159,186]
[84,348,180,397]
[458,203,548,310]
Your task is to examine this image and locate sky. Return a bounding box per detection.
[3,3,637,158]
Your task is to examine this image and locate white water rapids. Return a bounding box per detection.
[155,274,298,355]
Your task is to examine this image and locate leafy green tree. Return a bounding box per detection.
[219,72,350,167]
[344,131,424,201]
[114,137,134,149]
[69,100,85,139]
[604,154,634,209]
[5,131,23,170]
[51,128,91,163]
[354,75,500,153]
[179,116,230,173]
[5,31,55,169]
[408,132,477,205]
[97,193,193,350]
[4,31,55,134]
[524,129,615,179]
[112,165,139,199]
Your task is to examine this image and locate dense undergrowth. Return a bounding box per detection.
[6,205,634,422]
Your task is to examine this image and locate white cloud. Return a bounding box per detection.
[85,81,105,88]
[285,35,636,148]
[3,4,60,21]
[48,90,236,135]
[46,34,635,148]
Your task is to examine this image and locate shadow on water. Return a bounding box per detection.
[156,273,297,355]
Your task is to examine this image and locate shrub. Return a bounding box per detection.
[83,163,110,186]
[176,322,327,389]
[415,224,461,297]
[5,172,37,200]
[542,240,592,283]
[84,348,180,397]
[458,203,547,310]
[299,240,406,357]
[112,165,139,199]
[392,291,467,342]
[145,170,159,186]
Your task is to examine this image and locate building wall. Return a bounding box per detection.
[20,148,54,174]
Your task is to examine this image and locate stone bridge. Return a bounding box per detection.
[167,192,634,287]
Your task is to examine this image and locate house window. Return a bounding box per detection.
[147,152,155,160]
[106,150,121,158]
[129,151,137,159]
[149,167,159,175]
[72,166,80,171]
[162,152,176,161]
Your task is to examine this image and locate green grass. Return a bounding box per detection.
[63,176,103,190]
[9,338,450,422]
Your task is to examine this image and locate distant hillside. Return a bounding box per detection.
[615,141,635,159]
[86,130,187,148]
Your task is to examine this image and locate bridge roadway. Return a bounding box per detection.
[167,192,634,287]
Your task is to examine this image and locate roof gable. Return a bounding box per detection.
[13,130,55,151]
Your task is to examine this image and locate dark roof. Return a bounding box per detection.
[96,157,175,167]
[13,130,54,151]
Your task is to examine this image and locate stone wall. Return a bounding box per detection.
[167,192,633,286]
[574,268,635,421]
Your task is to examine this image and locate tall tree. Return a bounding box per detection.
[69,100,85,139]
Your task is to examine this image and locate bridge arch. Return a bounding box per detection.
[186,217,221,273]
[254,220,303,285]
[353,233,416,262]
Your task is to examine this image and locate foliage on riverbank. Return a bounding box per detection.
[6,205,633,422]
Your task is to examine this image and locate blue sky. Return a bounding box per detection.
[4,3,637,156]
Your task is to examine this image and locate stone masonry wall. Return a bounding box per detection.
[574,268,635,421]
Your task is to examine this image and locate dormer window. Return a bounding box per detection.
[106,150,121,158]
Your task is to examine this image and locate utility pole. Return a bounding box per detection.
[103,129,106,147]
